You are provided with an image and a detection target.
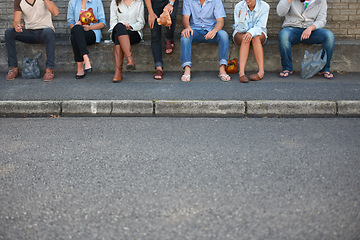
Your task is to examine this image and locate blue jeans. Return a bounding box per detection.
[5,28,55,69]
[181,29,229,69]
[278,27,335,72]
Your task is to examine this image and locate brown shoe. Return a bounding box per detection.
[239,74,249,83]
[43,68,54,82]
[6,67,19,80]
[249,73,263,81]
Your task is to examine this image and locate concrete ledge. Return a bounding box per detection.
[247,100,337,117]
[112,100,153,116]
[62,100,112,116]
[1,39,359,72]
[155,100,246,117]
[337,100,360,116]
[1,100,359,117]
[0,101,60,117]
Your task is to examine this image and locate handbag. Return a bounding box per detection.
[21,53,42,79]
[300,45,327,79]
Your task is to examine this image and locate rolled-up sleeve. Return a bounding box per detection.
[67,0,76,26]
[182,0,191,16]
[277,0,291,17]
[130,1,145,31]
[95,0,107,27]
[247,3,269,37]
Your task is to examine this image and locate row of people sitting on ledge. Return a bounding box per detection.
[5,0,335,82]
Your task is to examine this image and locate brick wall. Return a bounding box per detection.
[0,0,359,42]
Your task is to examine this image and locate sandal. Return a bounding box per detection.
[279,70,293,78]
[318,71,334,79]
[181,74,191,82]
[165,40,175,54]
[218,74,231,82]
[154,69,163,80]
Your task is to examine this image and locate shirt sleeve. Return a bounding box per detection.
[67,0,76,26]
[214,0,226,19]
[130,0,145,32]
[95,0,107,27]
[312,0,327,29]
[277,0,291,17]
[247,2,269,37]
[182,0,191,16]
[109,0,117,32]
[14,0,21,12]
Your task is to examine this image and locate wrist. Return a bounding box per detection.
[168,1,174,6]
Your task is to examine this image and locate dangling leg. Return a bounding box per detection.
[118,35,135,70]
[113,45,124,82]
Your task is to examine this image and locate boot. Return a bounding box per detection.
[113,45,123,82]
[118,35,135,71]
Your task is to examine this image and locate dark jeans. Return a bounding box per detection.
[5,27,55,69]
[70,25,96,62]
[111,23,141,45]
[150,0,179,68]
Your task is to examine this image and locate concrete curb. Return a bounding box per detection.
[0,100,359,117]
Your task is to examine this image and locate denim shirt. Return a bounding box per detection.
[233,0,269,38]
[182,0,226,31]
[67,0,107,43]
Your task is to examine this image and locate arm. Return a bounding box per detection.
[277,0,292,17]
[44,0,59,16]
[130,1,145,31]
[13,11,23,32]
[164,0,176,14]
[67,0,77,29]
[204,17,224,40]
[247,3,269,37]
[181,14,193,38]
[109,0,118,32]
[84,0,106,31]
[144,0,157,29]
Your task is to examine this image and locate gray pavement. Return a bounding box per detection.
[0,71,359,117]
[0,117,359,239]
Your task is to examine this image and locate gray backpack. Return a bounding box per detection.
[22,53,42,79]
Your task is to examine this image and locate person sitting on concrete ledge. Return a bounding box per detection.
[67,0,106,79]
[180,0,231,82]
[233,0,269,83]
[109,0,145,83]
[277,0,335,79]
[5,0,59,81]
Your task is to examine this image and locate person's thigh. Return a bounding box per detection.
[14,29,38,44]
[206,30,228,44]
[191,29,206,44]
[302,28,334,45]
[84,30,96,45]
[233,32,245,45]
[279,27,303,45]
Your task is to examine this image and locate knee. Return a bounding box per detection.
[5,28,16,40]
[324,30,335,45]
[217,30,229,43]
[279,29,291,46]
[71,25,82,34]
[181,34,192,45]
[43,28,55,38]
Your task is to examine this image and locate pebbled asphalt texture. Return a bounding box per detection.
[0,117,359,240]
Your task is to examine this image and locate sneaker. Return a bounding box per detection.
[6,67,19,80]
[43,68,54,82]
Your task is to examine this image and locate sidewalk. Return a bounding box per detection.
[1,71,359,117]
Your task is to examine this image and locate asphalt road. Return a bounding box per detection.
[0,117,359,240]
[1,72,359,101]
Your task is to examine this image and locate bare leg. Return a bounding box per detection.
[83,54,91,70]
[234,32,250,77]
[252,33,266,78]
[77,62,84,76]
